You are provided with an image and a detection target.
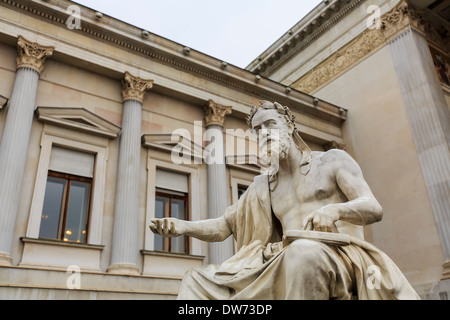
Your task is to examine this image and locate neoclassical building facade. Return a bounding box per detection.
[0,0,448,299]
[0,0,344,299]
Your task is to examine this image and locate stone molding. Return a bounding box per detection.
[121,72,153,103]
[0,0,346,125]
[204,100,232,127]
[36,107,121,139]
[292,27,386,94]
[292,0,450,94]
[16,36,54,74]
[248,0,365,76]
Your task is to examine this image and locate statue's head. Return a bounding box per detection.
[247,101,312,175]
[246,101,297,132]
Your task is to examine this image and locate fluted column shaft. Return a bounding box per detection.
[204,100,233,264]
[389,28,450,277]
[0,37,53,266]
[108,72,152,275]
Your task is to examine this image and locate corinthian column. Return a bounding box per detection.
[203,99,234,264]
[0,36,53,266]
[108,72,153,275]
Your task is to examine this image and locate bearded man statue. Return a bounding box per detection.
[150,101,419,300]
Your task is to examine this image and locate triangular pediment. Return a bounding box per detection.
[142,133,204,163]
[36,107,121,139]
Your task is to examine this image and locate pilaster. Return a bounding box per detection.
[388,25,450,279]
[0,36,53,266]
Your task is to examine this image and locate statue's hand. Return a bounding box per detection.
[301,207,339,233]
[150,218,186,237]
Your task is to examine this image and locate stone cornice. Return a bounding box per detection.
[247,0,364,76]
[292,27,386,94]
[0,0,347,126]
[121,72,153,103]
[16,35,54,73]
[292,0,450,94]
[204,100,232,127]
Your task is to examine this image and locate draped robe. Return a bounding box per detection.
[178,175,420,300]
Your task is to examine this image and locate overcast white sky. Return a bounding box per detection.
[73,0,322,68]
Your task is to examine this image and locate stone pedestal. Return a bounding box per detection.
[108,72,153,275]
[0,37,53,266]
[203,100,234,264]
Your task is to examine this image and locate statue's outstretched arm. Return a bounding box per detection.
[150,216,232,242]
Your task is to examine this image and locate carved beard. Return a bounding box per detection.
[259,129,291,176]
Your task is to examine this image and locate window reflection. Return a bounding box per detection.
[39,171,92,244]
[154,189,188,254]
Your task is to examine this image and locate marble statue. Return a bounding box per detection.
[150,100,420,300]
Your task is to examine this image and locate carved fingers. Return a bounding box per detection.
[301,208,339,233]
[150,218,183,237]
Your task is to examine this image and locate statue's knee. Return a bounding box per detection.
[285,239,326,268]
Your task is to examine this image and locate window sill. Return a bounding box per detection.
[19,237,104,272]
[141,250,204,261]
[21,237,104,250]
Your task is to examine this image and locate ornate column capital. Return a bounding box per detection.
[204,100,232,127]
[121,72,153,103]
[16,36,54,74]
[380,0,423,40]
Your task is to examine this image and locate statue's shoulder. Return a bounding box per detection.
[317,149,362,176]
[317,149,353,163]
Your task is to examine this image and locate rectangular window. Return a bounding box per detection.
[39,147,94,243]
[154,189,189,254]
[154,169,190,254]
[238,185,248,199]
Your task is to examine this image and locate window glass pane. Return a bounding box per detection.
[171,235,186,254]
[39,177,67,239]
[171,198,186,253]
[171,199,186,220]
[63,181,91,243]
[238,186,247,199]
[154,196,168,251]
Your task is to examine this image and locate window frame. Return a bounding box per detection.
[145,157,202,256]
[154,189,189,254]
[39,170,94,244]
[26,130,109,246]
